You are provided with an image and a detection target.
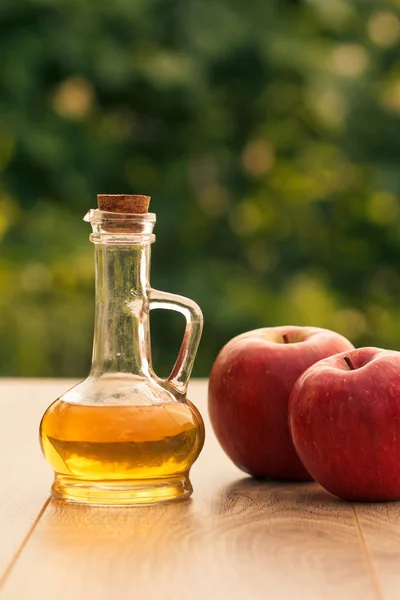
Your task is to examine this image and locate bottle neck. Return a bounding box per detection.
[90,242,152,377]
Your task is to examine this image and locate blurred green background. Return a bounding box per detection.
[1,0,400,377]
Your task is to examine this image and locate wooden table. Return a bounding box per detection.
[0,379,398,599]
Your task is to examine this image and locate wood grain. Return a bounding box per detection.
[353,502,400,599]
[0,380,378,600]
[0,379,60,578]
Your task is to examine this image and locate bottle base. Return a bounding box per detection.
[51,473,193,506]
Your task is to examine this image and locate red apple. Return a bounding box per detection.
[289,347,400,501]
[208,326,354,480]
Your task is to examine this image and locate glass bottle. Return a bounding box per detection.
[40,194,205,505]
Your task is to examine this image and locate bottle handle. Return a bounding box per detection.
[149,289,203,396]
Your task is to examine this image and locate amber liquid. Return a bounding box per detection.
[40,400,204,505]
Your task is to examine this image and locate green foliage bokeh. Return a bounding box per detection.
[1,0,400,377]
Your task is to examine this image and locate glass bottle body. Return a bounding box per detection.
[40,210,204,505]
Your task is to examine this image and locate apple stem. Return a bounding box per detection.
[344,356,355,371]
[283,334,289,344]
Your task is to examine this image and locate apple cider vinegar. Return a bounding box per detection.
[40,399,204,504]
[39,194,205,505]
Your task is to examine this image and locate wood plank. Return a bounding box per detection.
[354,502,400,599]
[0,379,72,580]
[1,380,376,600]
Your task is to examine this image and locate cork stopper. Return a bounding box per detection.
[97,194,150,214]
[93,194,153,234]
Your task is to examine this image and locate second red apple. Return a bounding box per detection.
[289,347,400,501]
[208,326,354,480]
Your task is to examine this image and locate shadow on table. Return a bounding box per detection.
[211,476,346,522]
[218,476,340,501]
